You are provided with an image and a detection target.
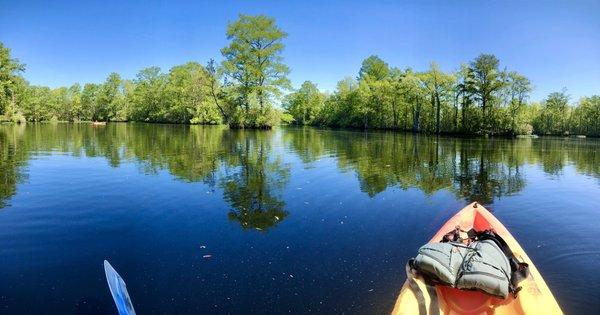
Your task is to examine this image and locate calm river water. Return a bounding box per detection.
[0,123,599,314]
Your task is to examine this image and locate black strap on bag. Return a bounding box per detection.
[441,225,467,243]
[406,259,440,315]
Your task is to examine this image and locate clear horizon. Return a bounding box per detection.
[1,0,598,102]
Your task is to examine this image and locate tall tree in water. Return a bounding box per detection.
[220,14,291,128]
[0,42,25,117]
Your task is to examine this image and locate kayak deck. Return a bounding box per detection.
[392,202,563,315]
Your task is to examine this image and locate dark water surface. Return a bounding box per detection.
[1,123,599,314]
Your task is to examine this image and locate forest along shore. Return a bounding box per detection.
[1,15,599,135]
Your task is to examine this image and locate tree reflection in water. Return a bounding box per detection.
[220,131,289,230]
[1,124,600,228]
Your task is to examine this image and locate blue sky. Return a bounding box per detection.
[1,0,598,101]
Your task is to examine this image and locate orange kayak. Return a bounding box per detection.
[392,202,563,315]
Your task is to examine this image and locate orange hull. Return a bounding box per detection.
[392,202,563,315]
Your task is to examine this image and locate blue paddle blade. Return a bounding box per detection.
[104,260,136,315]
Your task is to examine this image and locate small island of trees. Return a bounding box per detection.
[1,14,598,136]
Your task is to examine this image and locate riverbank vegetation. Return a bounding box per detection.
[284,56,600,137]
[0,15,289,129]
[1,14,598,134]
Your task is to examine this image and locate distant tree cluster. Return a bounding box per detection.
[0,15,289,128]
[1,14,598,134]
[283,54,599,136]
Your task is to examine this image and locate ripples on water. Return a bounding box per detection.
[0,123,599,314]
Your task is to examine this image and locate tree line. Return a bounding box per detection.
[0,15,289,128]
[1,14,599,135]
[284,55,600,136]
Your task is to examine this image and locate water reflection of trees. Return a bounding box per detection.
[2,124,600,225]
[220,131,289,230]
[0,125,29,208]
[284,128,600,204]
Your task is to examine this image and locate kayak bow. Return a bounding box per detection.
[392,202,563,315]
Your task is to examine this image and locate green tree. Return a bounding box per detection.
[165,62,221,124]
[321,77,362,127]
[96,73,123,122]
[220,14,291,128]
[129,67,167,122]
[534,90,570,135]
[205,59,230,123]
[421,63,454,134]
[21,86,52,121]
[386,68,407,129]
[571,96,600,136]
[466,54,506,135]
[49,87,69,120]
[80,83,99,121]
[400,70,426,132]
[455,64,476,132]
[0,42,26,116]
[66,84,82,122]
[8,76,29,122]
[358,55,390,81]
[283,81,325,125]
[506,72,532,135]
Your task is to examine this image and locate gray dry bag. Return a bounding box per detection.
[456,239,511,298]
[413,242,467,285]
[412,239,512,298]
